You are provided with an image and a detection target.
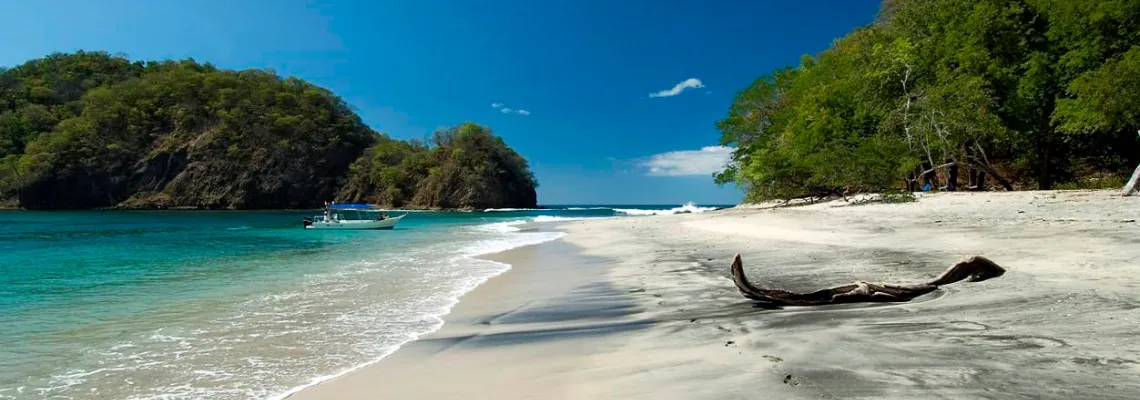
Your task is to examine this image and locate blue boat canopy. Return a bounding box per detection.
[328,203,376,210]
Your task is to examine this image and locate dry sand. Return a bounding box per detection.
[291,190,1140,399]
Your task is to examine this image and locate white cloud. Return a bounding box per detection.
[492,102,529,115]
[638,146,734,176]
[648,78,705,98]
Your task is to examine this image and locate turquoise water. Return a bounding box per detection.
[0,204,724,399]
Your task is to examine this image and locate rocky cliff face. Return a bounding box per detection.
[14,133,372,210]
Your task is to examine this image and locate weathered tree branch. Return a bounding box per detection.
[729,254,1006,306]
[1125,130,1140,197]
[966,156,1014,191]
[920,161,955,177]
[1123,163,1140,196]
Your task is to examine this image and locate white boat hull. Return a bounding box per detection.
[305,215,404,230]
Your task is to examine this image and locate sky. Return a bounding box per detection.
[0,0,883,205]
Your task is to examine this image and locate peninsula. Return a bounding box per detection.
[0,52,537,210]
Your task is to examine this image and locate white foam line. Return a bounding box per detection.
[613,201,718,216]
[269,231,567,400]
[531,216,617,223]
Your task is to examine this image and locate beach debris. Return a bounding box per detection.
[729,253,1005,306]
[1122,163,1140,196]
[763,355,783,363]
[725,341,736,347]
[783,374,799,386]
[628,288,646,293]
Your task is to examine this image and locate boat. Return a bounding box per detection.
[303,203,406,230]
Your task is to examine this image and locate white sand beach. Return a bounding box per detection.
[291,190,1140,399]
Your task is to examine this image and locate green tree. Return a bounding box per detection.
[718,0,1140,201]
[340,122,538,209]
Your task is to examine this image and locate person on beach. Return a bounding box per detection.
[944,158,958,191]
[920,161,936,191]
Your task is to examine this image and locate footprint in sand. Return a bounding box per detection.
[951,334,1067,349]
[945,320,990,332]
[1017,336,1066,348]
[1072,357,1138,366]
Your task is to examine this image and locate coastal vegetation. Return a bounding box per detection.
[0,51,536,210]
[716,0,1140,202]
[337,123,538,209]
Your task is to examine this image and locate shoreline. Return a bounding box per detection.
[285,230,637,399]
[289,189,1140,399]
[272,223,570,400]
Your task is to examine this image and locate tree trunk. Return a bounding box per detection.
[1038,142,1053,190]
[1034,128,1056,190]
[966,157,1013,191]
[945,161,958,191]
[1124,163,1140,196]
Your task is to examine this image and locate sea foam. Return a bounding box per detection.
[267,222,564,400]
[613,201,717,216]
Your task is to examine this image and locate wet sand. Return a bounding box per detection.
[287,240,650,399]
[292,190,1140,399]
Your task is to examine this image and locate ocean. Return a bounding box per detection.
[0,203,724,400]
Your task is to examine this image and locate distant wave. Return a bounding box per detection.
[531,215,608,223]
[471,220,529,233]
[613,202,718,216]
[472,216,607,232]
[485,205,721,214]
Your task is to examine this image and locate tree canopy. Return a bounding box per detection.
[337,122,538,209]
[0,51,536,209]
[717,0,1140,201]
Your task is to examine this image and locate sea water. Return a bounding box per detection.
[0,203,724,399]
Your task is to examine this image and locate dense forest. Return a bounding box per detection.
[0,51,537,210]
[337,123,538,209]
[715,0,1140,202]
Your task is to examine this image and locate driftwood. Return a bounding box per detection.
[1123,163,1140,197]
[729,254,1005,306]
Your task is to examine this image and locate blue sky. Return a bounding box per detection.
[0,0,882,205]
